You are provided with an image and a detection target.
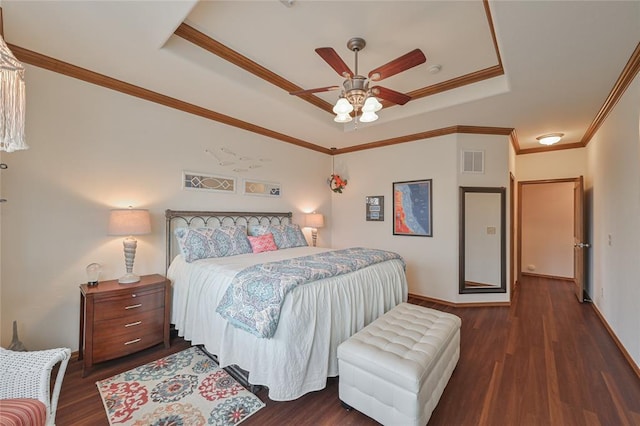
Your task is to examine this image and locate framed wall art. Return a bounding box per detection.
[393,179,432,237]
[243,179,281,197]
[183,171,235,193]
[366,195,384,221]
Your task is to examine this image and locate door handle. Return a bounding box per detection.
[574,242,590,248]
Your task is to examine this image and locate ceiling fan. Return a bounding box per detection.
[290,37,427,123]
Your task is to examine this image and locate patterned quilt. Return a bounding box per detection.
[216,247,405,338]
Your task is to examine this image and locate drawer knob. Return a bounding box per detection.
[124,338,142,345]
[125,303,142,310]
[132,294,137,298]
[125,321,142,328]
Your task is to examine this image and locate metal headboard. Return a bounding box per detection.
[165,210,293,272]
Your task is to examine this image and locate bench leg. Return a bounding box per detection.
[340,400,353,411]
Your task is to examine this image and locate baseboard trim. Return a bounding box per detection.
[590,303,640,380]
[409,293,510,308]
[521,272,574,282]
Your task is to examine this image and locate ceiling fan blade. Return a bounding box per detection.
[289,86,340,96]
[368,49,427,82]
[315,47,354,78]
[371,86,412,105]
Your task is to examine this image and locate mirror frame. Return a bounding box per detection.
[459,186,507,294]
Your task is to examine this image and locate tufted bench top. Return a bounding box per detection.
[337,302,461,393]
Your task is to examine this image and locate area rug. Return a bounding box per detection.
[96,346,264,425]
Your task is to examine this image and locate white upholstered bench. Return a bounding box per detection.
[337,302,461,426]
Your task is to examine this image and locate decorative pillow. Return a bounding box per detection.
[248,233,278,253]
[174,227,217,263]
[175,226,252,262]
[248,224,269,237]
[211,225,252,257]
[266,224,308,249]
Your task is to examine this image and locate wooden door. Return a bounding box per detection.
[573,176,587,302]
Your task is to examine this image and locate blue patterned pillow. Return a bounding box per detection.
[266,224,308,249]
[211,226,252,257]
[174,227,217,263]
[175,226,252,262]
[248,224,269,237]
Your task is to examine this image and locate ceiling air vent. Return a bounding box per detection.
[461,150,484,174]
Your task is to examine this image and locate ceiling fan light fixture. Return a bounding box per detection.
[333,97,354,115]
[359,111,378,123]
[334,113,353,123]
[362,96,382,113]
[294,37,426,126]
[536,133,564,145]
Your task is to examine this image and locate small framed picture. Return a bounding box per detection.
[366,196,384,221]
[393,179,432,237]
[243,179,281,197]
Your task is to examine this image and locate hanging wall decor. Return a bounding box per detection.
[328,148,347,193]
[328,174,347,193]
[0,34,28,152]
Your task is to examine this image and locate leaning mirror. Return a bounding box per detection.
[459,186,506,294]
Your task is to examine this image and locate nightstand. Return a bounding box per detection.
[78,274,170,376]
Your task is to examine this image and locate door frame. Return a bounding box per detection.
[510,173,515,297]
[517,177,583,287]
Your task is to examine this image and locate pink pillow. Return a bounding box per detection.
[248,233,278,253]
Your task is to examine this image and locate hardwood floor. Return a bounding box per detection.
[56,276,640,425]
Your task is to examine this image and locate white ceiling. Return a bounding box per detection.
[2,1,639,152]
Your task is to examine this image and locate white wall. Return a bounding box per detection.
[331,133,510,304]
[516,148,587,181]
[585,71,640,368]
[0,65,331,350]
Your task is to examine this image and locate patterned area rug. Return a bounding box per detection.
[96,346,264,425]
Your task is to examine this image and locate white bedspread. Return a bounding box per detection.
[168,246,408,401]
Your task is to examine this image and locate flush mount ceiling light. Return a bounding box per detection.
[536,133,564,146]
[290,37,426,124]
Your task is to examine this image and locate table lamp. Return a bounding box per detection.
[304,213,325,247]
[108,208,151,283]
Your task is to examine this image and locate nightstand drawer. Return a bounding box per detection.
[93,308,165,341]
[94,287,164,321]
[93,323,164,363]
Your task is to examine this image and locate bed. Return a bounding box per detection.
[165,210,408,401]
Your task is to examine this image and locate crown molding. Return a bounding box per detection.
[518,141,585,156]
[581,41,640,146]
[8,40,639,158]
[176,1,504,114]
[9,43,331,155]
[333,125,513,155]
[174,23,335,115]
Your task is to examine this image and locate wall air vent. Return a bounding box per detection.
[461,150,484,174]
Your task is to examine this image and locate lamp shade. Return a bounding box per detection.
[304,213,325,229]
[108,209,151,236]
[333,97,354,115]
[359,111,378,123]
[362,96,382,113]
[334,113,353,123]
